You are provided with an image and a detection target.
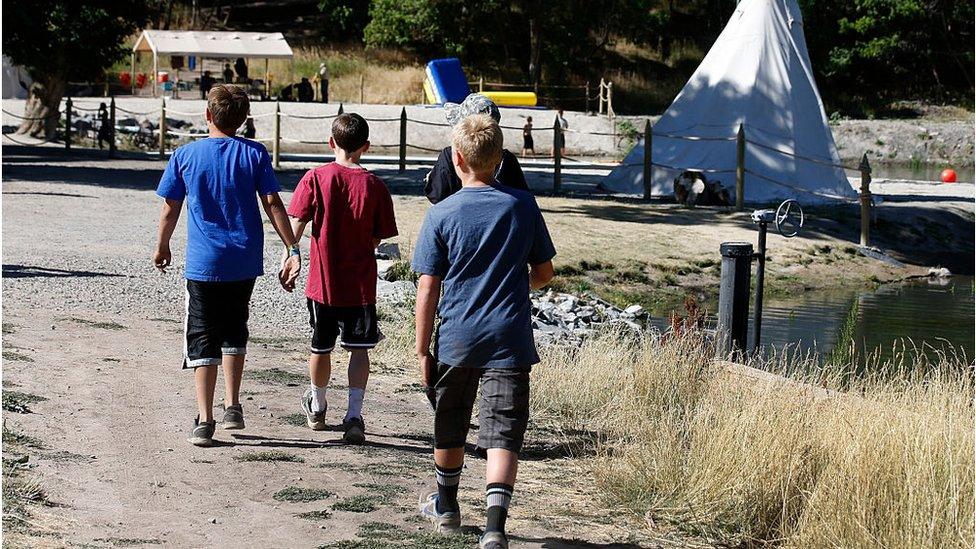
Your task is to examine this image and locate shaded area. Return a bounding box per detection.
[2,264,124,279]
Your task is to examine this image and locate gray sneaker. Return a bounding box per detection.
[342,416,366,444]
[188,417,216,447]
[301,388,327,431]
[418,491,461,533]
[479,531,508,549]
[221,404,245,430]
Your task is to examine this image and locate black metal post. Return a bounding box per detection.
[64,97,72,150]
[108,97,117,159]
[717,242,753,359]
[398,107,407,173]
[751,223,768,356]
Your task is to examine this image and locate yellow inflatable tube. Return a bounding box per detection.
[481,91,537,107]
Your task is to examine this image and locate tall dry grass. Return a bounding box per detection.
[531,332,974,547]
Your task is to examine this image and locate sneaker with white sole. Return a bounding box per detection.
[342,416,366,444]
[479,531,508,549]
[418,491,461,533]
[301,388,327,430]
[221,404,245,429]
[187,417,216,447]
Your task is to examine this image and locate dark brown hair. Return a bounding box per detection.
[207,85,249,134]
[331,113,369,151]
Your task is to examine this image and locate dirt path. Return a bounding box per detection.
[1,151,653,548]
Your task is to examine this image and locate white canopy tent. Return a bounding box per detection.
[602,0,855,204]
[131,30,294,97]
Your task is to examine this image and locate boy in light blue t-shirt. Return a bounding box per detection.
[154,85,301,448]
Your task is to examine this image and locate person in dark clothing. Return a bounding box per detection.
[318,63,329,103]
[297,77,314,102]
[423,94,529,204]
[234,58,248,82]
[97,102,112,149]
[223,63,234,84]
[200,71,215,99]
[242,117,256,139]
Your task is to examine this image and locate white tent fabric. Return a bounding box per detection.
[2,55,31,99]
[602,0,855,204]
[133,30,293,58]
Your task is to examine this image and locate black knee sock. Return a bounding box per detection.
[485,482,513,534]
[435,464,462,513]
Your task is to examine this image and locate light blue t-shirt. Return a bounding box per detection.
[156,137,280,282]
[412,185,556,369]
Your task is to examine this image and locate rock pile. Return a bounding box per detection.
[532,291,650,344]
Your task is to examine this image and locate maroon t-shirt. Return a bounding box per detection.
[287,163,398,306]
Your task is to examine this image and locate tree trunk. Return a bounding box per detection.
[17,76,65,138]
[528,16,542,93]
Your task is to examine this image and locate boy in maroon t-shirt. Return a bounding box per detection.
[286,113,398,443]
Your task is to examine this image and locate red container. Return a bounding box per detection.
[135,73,147,88]
[157,71,169,83]
[119,72,131,87]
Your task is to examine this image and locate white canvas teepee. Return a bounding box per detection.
[602,0,855,204]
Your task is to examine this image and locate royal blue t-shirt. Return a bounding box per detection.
[412,185,556,369]
[156,137,280,282]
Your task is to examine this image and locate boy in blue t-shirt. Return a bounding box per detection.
[412,114,556,548]
[154,85,301,447]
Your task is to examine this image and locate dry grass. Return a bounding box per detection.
[531,331,974,547]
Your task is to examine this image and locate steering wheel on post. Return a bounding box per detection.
[775,199,804,238]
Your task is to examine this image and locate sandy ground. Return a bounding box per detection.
[2,145,972,548]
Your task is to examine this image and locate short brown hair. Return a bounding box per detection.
[331,113,369,152]
[451,114,503,173]
[207,85,249,133]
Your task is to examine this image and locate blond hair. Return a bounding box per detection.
[451,114,503,173]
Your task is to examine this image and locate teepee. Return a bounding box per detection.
[602,0,855,203]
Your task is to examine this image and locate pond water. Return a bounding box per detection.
[871,162,975,183]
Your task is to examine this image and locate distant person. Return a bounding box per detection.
[521,116,535,157]
[200,71,215,99]
[97,102,112,149]
[318,62,329,103]
[286,113,398,444]
[153,84,301,447]
[413,114,556,547]
[223,63,234,84]
[297,77,314,102]
[279,83,294,102]
[234,57,248,82]
[550,108,568,156]
[243,117,256,139]
[423,93,529,204]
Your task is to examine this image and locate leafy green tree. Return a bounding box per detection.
[3,1,152,136]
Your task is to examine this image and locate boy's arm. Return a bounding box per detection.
[260,192,301,289]
[415,274,442,387]
[529,260,555,290]
[154,199,182,272]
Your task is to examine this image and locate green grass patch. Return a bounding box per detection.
[235,451,304,463]
[245,367,306,386]
[57,317,126,330]
[281,413,309,427]
[383,260,418,283]
[2,426,51,541]
[2,323,16,334]
[318,521,476,549]
[93,538,164,546]
[273,486,335,503]
[2,391,47,414]
[331,483,400,513]
[2,426,44,449]
[2,350,34,363]
[296,509,332,521]
[148,317,180,324]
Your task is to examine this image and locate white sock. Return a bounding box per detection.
[345,387,365,420]
[311,383,328,413]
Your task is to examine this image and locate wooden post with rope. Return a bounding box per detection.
[272,101,281,169]
[553,116,562,194]
[598,78,605,115]
[859,153,872,247]
[643,119,652,201]
[158,98,167,158]
[64,97,72,150]
[735,123,745,211]
[109,97,117,159]
[398,107,407,173]
[359,74,365,104]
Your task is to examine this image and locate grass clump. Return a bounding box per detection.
[280,413,309,427]
[383,260,418,283]
[2,426,56,544]
[273,486,335,503]
[296,509,332,521]
[235,451,304,463]
[245,367,306,386]
[319,521,475,549]
[2,391,47,414]
[2,349,34,363]
[58,316,126,330]
[532,331,975,547]
[331,483,400,513]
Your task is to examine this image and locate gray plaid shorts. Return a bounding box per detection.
[433,364,530,454]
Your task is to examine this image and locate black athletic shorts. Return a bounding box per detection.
[433,364,531,454]
[183,279,255,369]
[523,135,534,150]
[307,299,380,354]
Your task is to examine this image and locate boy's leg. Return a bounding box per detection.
[194,365,219,422]
[309,351,331,410]
[477,368,531,540]
[345,349,369,420]
[216,279,255,429]
[304,299,338,429]
[336,305,380,442]
[222,353,245,407]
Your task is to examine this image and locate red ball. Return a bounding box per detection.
[941,168,957,183]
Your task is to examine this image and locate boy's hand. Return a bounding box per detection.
[279,253,300,291]
[153,246,172,273]
[418,351,437,387]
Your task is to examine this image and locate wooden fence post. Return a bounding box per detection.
[272,101,281,169]
[606,81,614,117]
[398,107,407,173]
[338,103,344,115]
[478,76,484,93]
[643,119,652,201]
[859,153,872,247]
[598,78,605,115]
[109,97,117,159]
[64,97,72,150]
[158,98,167,158]
[735,123,745,211]
[359,74,364,104]
[553,116,562,194]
